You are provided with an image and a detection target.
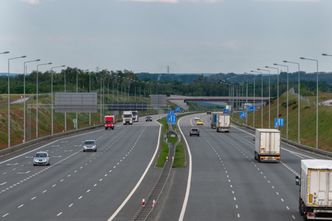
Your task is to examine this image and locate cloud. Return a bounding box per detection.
[21,0,41,5]
[121,0,224,4]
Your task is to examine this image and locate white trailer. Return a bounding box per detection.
[122,111,133,125]
[132,110,139,122]
[296,159,332,220]
[254,128,280,162]
[216,113,230,133]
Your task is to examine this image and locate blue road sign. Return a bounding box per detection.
[167,111,177,125]
[274,118,284,128]
[247,105,256,112]
[175,107,181,113]
[240,111,247,119]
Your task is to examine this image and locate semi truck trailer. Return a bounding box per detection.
[254,128,280,162]
[296,159,332,220]
[216,112,230,133]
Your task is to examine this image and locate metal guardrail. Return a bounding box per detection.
[232,121,332,158]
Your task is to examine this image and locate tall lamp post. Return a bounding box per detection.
[300,57,319,149]
[36,62,52,139]
[274,63,289,139]
[50,65,66,135]
[23,59,40,142]
[258,68,271,128]
[265,66,280,126]
[253,70,264,128]
[283,60,301,144]
[8,55,26,148]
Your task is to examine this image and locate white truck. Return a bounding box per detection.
[132,110,139,122]
[296,160,332,220]
[216,112,230,133]
[254,128,280,162]
[122,111,133,125]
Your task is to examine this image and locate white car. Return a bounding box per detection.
[83,140,97,152]
[33,151,50,166]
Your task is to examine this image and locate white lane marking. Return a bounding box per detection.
[233,125,323,160]
[0,182,7,186]
[280,161,300,177]
[286,206,290,210]
[86,189,91,193]
[2,213,9,218]
[31,196,36,200]
[68,203,73,208]
[99,178,103,182]
[292,215,296,219]
[17,171,30,175]
[0,128,104,165]
[60,179,64,182]
[57,212,63,217]
[281,198,284,202]
[78,195,83,200]
[237,213,240,218]
[52,184,56,188]
[93,183,97,187]
[108,119,162,221]
[178,116,193,221]
[6,163,18,166]
[42,190,47,194]
[17,204,24,208]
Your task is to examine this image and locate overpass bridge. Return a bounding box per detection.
[168,95,271,110]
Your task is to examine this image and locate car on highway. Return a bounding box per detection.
[145,116,153,122]
[190,128,200,136]
[196,119,204,125]
[33,151,50,166]
[82,140,97,152]
[194,117,200,121]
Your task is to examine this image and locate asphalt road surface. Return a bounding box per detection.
[178,113,330,221]
[0,116,161,221]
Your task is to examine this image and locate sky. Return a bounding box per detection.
[0,0,332,74]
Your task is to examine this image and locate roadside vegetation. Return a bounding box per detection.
[232,91,332,151]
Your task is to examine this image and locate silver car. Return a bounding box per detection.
[82,140,97,152]
[33,151,50,166]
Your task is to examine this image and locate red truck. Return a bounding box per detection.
[104,115,115,130]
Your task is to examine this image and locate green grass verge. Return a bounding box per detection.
[156,141,169,168]
[173,140,185,168]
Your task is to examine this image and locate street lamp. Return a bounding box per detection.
[36,62,52,139]
[8,55,26,148]
[23,59,40,142]
[274,63,290,139]
[265,66,280,126]
[300,57,319,149]
[250,71,258,128]
[50,65,66,135]
[258,68,271,128]
[284,60,301,144]
[253,70,264,128]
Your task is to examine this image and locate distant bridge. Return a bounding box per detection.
[167,95,270,110]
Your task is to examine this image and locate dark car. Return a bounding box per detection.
[145,116,153,122]
[189,128,200,136]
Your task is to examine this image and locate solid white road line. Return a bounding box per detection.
[178,116,193,221]
[107,122,161,221]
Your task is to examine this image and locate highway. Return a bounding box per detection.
[178,113,330,221]
[0,117,161,221]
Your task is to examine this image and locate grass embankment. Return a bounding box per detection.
[232,92,332,151]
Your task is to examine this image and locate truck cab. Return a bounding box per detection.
[132,111,139,122]
[104,115,115,130]
[122,111,133,125]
